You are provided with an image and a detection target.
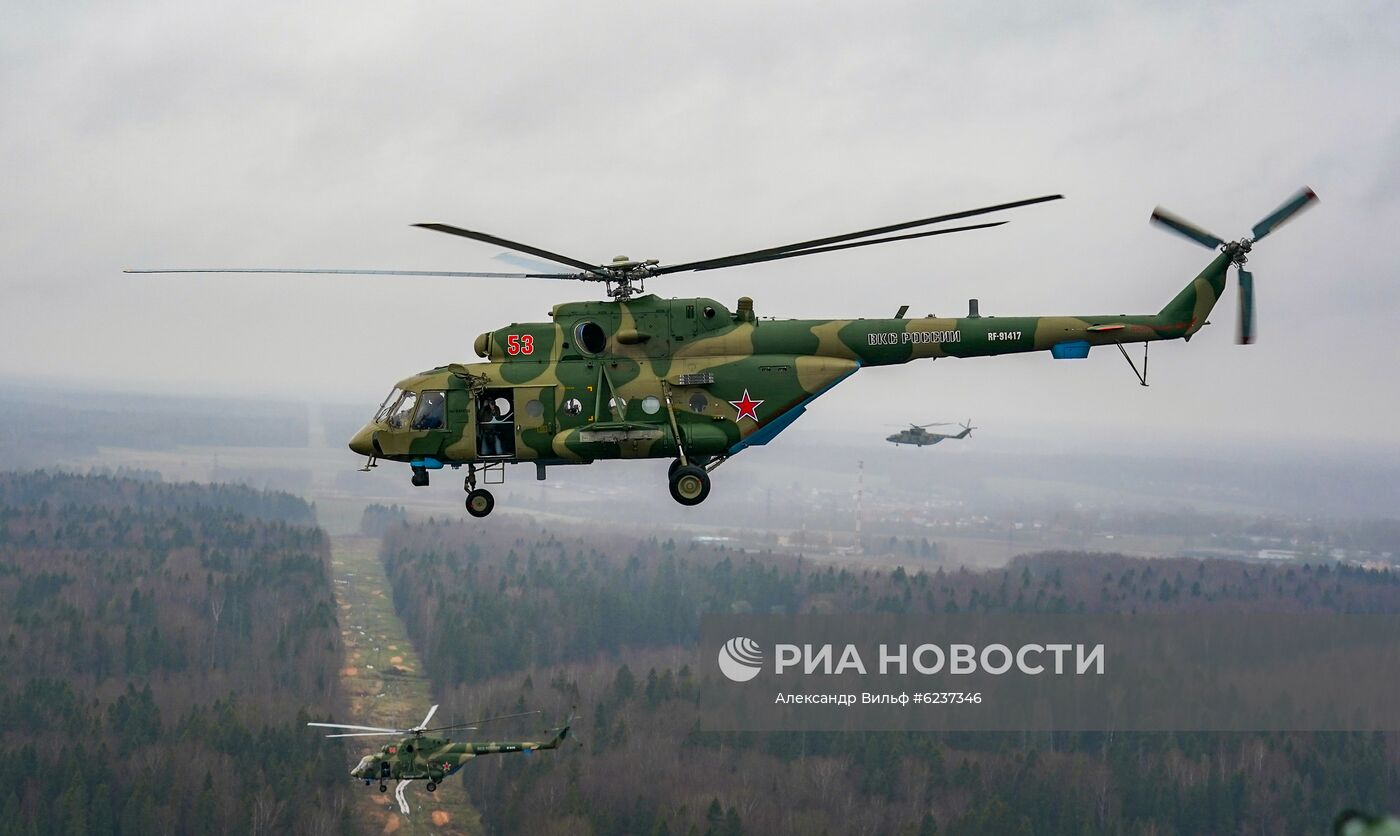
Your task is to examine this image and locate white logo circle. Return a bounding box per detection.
[718,636,764,682]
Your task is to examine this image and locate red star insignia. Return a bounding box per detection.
[729,389,764,422]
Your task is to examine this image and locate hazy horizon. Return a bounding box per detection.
[6,371,1398,466]
[5,379,1398,524]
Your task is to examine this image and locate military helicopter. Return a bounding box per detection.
[886,420,976,447]
[128,187,1316,516]
[308,704,573,793]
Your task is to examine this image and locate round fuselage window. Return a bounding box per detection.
[574,321,607,355]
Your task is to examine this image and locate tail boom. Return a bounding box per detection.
[765,250,1235,366]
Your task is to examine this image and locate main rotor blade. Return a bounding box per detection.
[307,722,403,733]
[494,252,570,273]
[424,709,543,734]
[676,222,1007,273]
[123,268,580,279]
[414,223,606,276]
[323,732,405,738]
[1149,208,1225,250]
[653,194,1062,275]
[1250,186,1318,242]
[416,704,440,730]
[1237,267,1256,345]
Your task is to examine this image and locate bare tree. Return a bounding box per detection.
[208,587,226,670]
[249,786,285,836]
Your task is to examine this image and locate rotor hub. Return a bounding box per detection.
[601,260,661,299]
[1223,239,1253,267]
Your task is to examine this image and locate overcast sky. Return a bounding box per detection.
[3,1,1398,455]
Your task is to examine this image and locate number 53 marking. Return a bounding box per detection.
[505,334,535,355]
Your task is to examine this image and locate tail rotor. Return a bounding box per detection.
[1236,268,1256,345]
[1150,186,1317,344]
[1147,207,1226,250]
[1251,187,1319,242]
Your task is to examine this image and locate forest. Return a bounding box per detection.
[0,471,353,836]
[381,518,1400,835]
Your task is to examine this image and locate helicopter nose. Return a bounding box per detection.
[348,425,375,457]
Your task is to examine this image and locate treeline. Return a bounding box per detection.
[1023,507,1400,556]
[861,502,1400,559]
[0,470,316,526]
[383,522,809,686]
[383,521,1400,689]
[360,503,408,537]
[382,519,1400,835]
[0,472,354,835]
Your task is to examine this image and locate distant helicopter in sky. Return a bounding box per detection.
[885,420,976,447]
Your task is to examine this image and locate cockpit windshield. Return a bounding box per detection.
[386,391,418,429]
[412,391,447,430]
[373,389,401,423]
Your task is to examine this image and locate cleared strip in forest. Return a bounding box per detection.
[330,535,484,836]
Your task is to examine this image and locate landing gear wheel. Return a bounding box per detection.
[426,781,437,792]
[411,467,429,487]
[668,465,710,506]
[465,489,495,518]
[669,456,711,479]
[379,784,387,793]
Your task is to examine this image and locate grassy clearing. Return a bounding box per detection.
[332,536,484,836]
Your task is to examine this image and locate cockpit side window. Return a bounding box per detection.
[412,391,447,430]
[373,389,402,423]
[386,391,418,429]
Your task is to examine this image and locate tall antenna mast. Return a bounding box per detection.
[855,460,864,555]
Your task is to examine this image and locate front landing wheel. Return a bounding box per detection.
[668,465,710,506]
[425,781,437,792]
[465,489,495,518]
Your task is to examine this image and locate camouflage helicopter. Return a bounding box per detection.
[308,705,572,793]
[886,420,976,447]
[128,187,1316,516]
